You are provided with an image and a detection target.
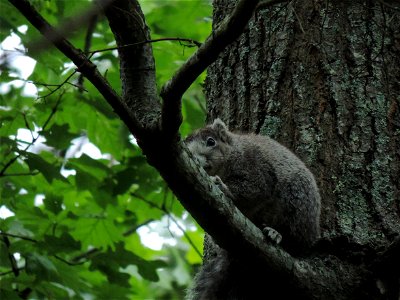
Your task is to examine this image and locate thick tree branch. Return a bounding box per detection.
[99,2,299,282]
[144,142,369,299]
[149,143,295,271]
[103,0,161,136]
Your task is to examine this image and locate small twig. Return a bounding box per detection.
[71,248,99,263]
[0,156,21,177]
[41,90,64,130]
[8,78,86,93]
[0,233,84,269]
[38,71,78,99]
[4,234,86,267]
[0,267,24,276]
[0,92,63,177]
[22,112,34,140]
[54,255,85,266]
[13,139,32,145]
[0,232,37,243]
[78,14,98,91]
[2,236,20,276]
[89,37,202,55]
[122,219,155,237]
[132,192,202,258]
[1,171,40,177]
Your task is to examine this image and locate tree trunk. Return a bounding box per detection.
[204,0,400,298]
[14,0,398,297]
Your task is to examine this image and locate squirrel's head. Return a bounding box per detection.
[185,119,233,176]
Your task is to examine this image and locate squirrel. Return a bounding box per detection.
[184,118,321,300]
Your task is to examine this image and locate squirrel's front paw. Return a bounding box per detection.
[211,176,233,198]
[211,175,224,188]
[262,226,282,245]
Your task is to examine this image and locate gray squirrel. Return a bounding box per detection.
[185,119,321,300]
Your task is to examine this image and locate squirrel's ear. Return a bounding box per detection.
[212,118,227,130]
[211,118,232,143]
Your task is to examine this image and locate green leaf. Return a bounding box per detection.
[0,2,25,40]
[43,194,63,215]
[66,154,110,181]
[38,232,81,255]
[90,243,167,284]
[0,239,12,268]
[70,217,122,251]
[94,283,131,300]
[40,123,79,149]
[74,168,100,191]
[0,288,20,300]
[24,152,68,183]
[136,258,167,282]
[25,253,59,282]
[12,205,49,234]
[0,1,210,297]
[51,259,91,293]
[34,281,70,299]
[2,220,35,240]
[86,113,126,160]
[113,167,137,195]
[125,156,163,194]
[0,136,17,149]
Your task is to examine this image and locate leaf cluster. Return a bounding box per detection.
[0,0,210,298]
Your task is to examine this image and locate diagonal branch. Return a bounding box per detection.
[103,0,161,138]
[89,38,201,55]
[143,142,368,300]
[24,0,114,55]
[159,0,288,137]
[78,13,99,92]
[8,0,148,139]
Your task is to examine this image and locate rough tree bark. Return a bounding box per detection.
[206,0,400,298]
[10,0,400,299]
[207,0,400,239]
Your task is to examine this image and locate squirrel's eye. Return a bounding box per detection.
[206,137,216,147]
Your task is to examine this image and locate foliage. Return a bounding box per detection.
[0,0,210,299]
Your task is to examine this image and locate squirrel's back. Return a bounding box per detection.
[185,119,321,299]
[186,119,320,251]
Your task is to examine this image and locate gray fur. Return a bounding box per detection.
[185,119,321,299]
